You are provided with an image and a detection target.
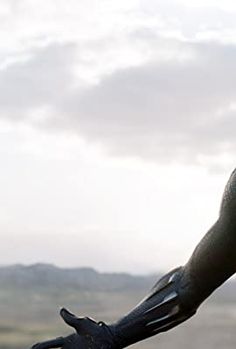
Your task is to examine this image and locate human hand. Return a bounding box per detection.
[31,308,117,349]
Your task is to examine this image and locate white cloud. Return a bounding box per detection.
[1,37,235,167]
[179,0,236,12]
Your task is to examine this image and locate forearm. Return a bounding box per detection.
[109,266,196,348]
[110,169,236,348]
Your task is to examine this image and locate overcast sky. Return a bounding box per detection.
[0,0,235,274]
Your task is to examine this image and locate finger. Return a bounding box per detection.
[60,308,82,332]
[60,307,97,335]
[31,337,65,349]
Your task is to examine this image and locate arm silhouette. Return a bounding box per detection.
[31,168,236,349]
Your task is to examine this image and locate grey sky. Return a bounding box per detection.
[1,21,236,164]
[0,0,235,273]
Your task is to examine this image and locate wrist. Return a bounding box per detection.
[97,321,123,349]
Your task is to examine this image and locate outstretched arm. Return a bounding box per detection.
[108,168,236,347]
[32,168,236,349]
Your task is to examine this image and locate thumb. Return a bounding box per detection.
[60,308,83,332]
[60,308,98,335]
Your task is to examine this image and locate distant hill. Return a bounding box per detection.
[0,263,235,302]
[0,263,158,292]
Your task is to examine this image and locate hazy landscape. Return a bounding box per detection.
[1,2,236,349]
[0,264,236,349]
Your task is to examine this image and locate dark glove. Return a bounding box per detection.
[31,308,116,349]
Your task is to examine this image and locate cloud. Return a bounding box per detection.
[0,43,78,120]
[0,37,236,165]
[58,40,236,164]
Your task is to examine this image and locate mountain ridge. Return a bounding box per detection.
[0,263,158,292]
[0,263,235,302]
